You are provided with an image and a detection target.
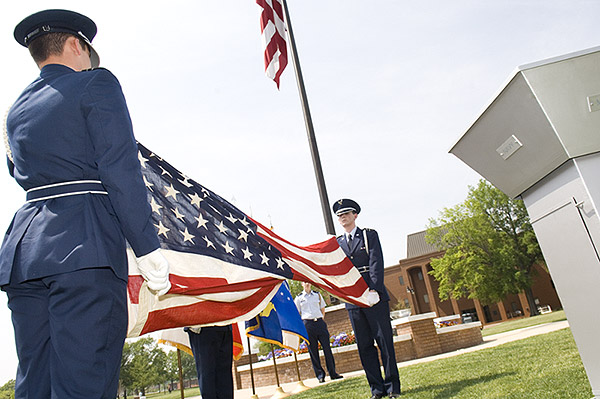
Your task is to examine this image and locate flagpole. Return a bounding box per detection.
[280,0,336,235]
[247,336,259,399]
[270,344,290,398]
[291,351,310,393]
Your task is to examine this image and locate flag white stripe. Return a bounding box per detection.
[128,248,283,282]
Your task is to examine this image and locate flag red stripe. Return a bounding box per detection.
[250,217,370,304]
[139,284,279,336]
[256,0,288,88]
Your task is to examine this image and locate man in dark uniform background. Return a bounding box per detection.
[185,325,234,399]
[1,9,170,398]
[295,281,343,383]
[334,198,401,399]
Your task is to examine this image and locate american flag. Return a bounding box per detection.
[256,0,288,88]
[126,143,370,337]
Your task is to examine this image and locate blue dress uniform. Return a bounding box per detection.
[334,199,401,398]
[1,10,159,399]
[186,326,234,399]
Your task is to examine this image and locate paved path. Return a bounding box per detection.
[188,320,570,399]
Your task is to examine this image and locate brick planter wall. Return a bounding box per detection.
[437,323,484,352]
[235,312,483,389]
[235,334,414,389]
[323,304,353,336]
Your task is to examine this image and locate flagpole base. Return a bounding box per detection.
[270,386,290,399]
[291,380,311,393]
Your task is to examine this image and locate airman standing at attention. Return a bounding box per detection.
[334,198,401,399]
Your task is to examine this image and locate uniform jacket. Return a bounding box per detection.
[337,227,390,309]
[0,64,159,285]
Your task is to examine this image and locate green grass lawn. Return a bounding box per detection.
[147,313,579,399]
[146,387,200,399]
[481,310,567,337]
[291,328,591,399]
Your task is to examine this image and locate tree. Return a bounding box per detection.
[120,337,170,396]
[426,179,544,315]
[0,380,15,399]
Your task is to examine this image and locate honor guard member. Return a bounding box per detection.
[1,10,170,399]
[185,325,235,399]
[295,281,343,383]
[334,199,401,399]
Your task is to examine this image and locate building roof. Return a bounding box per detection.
[406,230,439,259]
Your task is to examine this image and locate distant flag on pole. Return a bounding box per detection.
[256,0,288,88]
[126,143,371,337]
[245,281,308,351]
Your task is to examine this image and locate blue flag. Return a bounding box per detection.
[245,281,308,351]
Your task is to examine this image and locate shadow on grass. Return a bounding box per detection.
[406,371,517,398]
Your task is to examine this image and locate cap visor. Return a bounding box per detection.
[89,45,100,68]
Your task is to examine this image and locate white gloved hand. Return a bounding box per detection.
[136,248,171,296]
[366,290,380,306]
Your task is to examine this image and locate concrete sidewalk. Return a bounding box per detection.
[189,320,570,399]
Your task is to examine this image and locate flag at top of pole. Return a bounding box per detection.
[256,0,288,88]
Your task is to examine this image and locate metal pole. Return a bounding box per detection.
[177,349,185,399]
[247,336,258,396]
[280,0,335,235]
[271,344,281,387]
[293,351,302,381]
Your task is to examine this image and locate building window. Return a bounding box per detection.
[423,294,429,304]
[404,299,410,308]
[398,276,405,285]
[417,271,423,280]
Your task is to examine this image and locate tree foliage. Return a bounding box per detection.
[0,380,14,399]
[426,180,544,309]
[120,337,169,395]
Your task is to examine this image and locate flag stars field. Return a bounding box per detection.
[164,183,179,200]
[242,247,253,260]
[155,221,170,238]
[180,228,195,244]
[137,151,148,168]
[203,236,216,250]
[238,229,249,242]
[172,207,185,220]
[195,213,208,229]
[150,197,162,214]
[189,192,203,207]
[179,176,193,188]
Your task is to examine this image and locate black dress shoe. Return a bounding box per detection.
[318,377,325,383]
[331,374,344,380]
[388,393,401,398]
[368,395,385,399]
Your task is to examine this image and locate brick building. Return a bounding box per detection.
[384,230,562,326]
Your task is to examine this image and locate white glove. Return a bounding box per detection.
[136,248,171,296]
[366,290,380,306]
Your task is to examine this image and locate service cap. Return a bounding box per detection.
[14,9,100,68]
[333,198,361,216]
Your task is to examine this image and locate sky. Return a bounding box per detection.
[1,0,599,385]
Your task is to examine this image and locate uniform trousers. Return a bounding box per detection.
[347,300,401,396]
[187,325,233,399]
[2,267,127,399]
[303,318,337,379]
